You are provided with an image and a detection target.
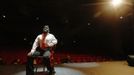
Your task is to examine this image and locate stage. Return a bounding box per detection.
[0,61,134,75]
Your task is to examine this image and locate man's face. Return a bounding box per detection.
[43,25,49,32]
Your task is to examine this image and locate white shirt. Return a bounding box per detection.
[30,33,58,54]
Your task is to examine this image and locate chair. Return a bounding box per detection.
[33,56,46,73]
[33,52,55,73]
[33,46,56,73]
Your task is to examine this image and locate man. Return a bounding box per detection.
[26,25,58,75]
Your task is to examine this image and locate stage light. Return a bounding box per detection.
[111,0,123,7]
[119,16,123,19]
[2,15,6,18]
[88,23,91,26]
[36,17,39,20]
[24,38,27,41]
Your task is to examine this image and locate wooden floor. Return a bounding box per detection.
[0,61,134,75]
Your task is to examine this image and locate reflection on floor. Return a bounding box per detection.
[0,61,134,75]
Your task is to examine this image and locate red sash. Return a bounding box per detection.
[40,33,47,49]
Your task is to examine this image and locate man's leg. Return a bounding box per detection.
[43,57,53,75]
[43,50,54,75]
[26,56,34,75]
[50,55,55,73]
[26,51,40,75]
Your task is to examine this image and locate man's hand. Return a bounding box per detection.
[27,52,32,56]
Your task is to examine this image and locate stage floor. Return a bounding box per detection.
[0,61,134,75]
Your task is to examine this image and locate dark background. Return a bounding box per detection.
[0,0,134,56]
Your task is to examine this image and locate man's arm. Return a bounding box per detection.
[47,34,58,47]
[28,36,39,56]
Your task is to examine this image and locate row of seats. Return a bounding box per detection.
[33,53,112,65]
[0,48,112,65]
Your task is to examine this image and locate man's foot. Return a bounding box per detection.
[48,72,54,75]
[47,70,56,73]
[52,70,56,73]
[47,70,56,75]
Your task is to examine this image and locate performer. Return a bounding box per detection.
[26,25,58,75]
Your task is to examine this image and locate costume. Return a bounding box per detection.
[26,25,58,75]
